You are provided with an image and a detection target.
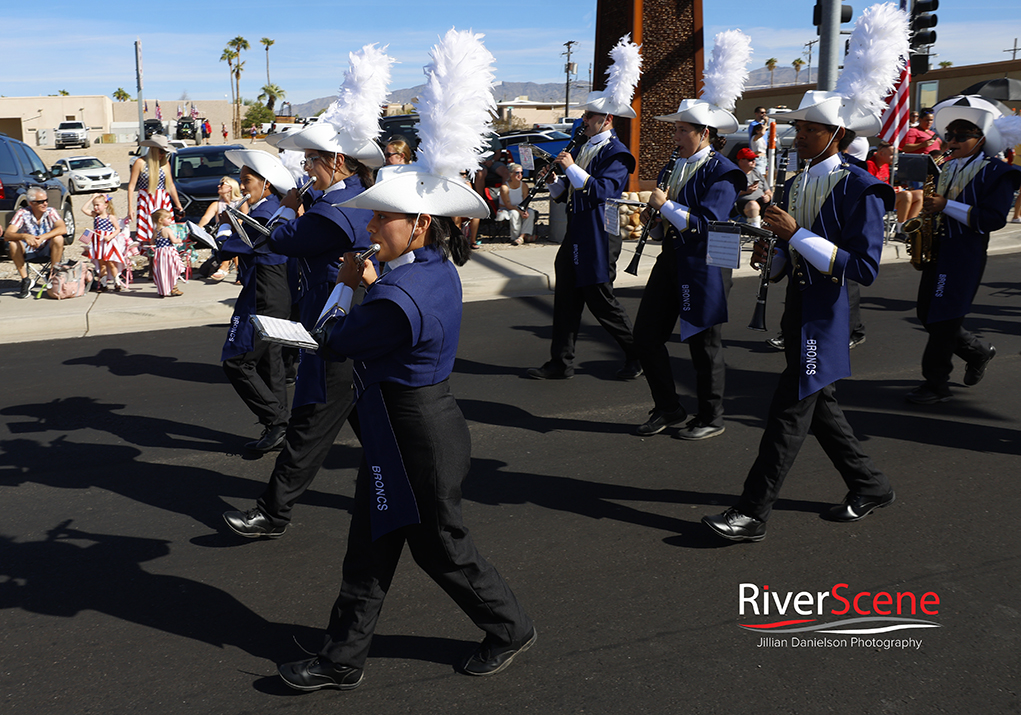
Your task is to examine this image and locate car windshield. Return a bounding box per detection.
[68,158,105,170]
[172,150,236,179]
[544,132,570,140]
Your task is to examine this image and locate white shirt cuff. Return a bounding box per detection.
[273,207,297,223]
[943,199,971,225]
[789,228,839,275]
[315,283,354,327]
[659,200,690,233]
[565,164,590,190]
[548,178,566,199]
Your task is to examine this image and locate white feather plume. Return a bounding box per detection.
[278,149,305,181]
[604,35,642,111]
[416,28,497,179]
[321,43,395,143]
[700,30,752,112]
[994,115,1021,153]
[834,3,910,117]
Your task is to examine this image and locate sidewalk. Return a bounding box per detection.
[3,224,1020,345]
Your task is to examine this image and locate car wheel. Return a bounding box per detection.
[62,200,76,239]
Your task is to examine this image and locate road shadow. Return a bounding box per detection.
[64,347,226,384]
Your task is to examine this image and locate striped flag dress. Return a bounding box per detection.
[151,230,184,296]
[135,165,173,246]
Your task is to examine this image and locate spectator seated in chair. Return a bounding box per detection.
[495,163,538,245]
[3,187,67,298]
[866,140,923,239]
[733,147,772,228]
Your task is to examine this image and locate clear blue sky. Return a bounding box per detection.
[4,1,1019,104]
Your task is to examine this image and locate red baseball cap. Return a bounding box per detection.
[736,147,758,160]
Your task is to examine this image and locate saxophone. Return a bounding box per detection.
[902,150,953,271]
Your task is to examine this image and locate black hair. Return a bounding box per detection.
[347,157,375,188]
[837,129,857,151]
[240,165,283,199]
[426,214,472,267]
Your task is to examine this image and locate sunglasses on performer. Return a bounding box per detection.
[943,132,982,142]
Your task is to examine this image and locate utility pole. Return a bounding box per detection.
[817,0,841,90]
[1005,38,1020,61]
[135,39,145,142]
[563,41,577,122]
[804,39,819,86]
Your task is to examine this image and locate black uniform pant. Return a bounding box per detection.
[223,335,289,430]
[321,382,532,669]
[916,258,990,388]
[633,245,730,425]
[548,235,637,371]
[848,281,865,342]
[736,286,890,522]
[257,357,357,525]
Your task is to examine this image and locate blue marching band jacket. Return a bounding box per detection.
[778,159,894,399]
[321,243,464,540]
[659,151,745,340]
[555,134,635,287]
[924,153,1021,324]
[217,194,289,362]
[268,178,374,407]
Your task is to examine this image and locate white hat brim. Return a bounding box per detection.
[577,92,637,120]
[338,165,490,219]
[655,99,738,133]
[782,92,883,136]
[225,149,297,193]
[276,122,385,167]
[139,137,177,153]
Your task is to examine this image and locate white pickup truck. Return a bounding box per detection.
[55,121,90,149]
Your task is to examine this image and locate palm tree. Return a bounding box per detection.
[261,37,275,84]
[938,61,953,69]
[220,48,238,136]
[792,58,805,85]
[765,58,778,88]
[258,84,286,112]
[227,36,250,137]
[58,89,70,96]
[113,88,131,102]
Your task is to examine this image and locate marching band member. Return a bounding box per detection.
[277,30,534,691]
[632,30,751,440]
[217,150,295,452]
[703,3,906,541]
[904,95,1021,404]
[222,44,392,539]
[526,36,643,381]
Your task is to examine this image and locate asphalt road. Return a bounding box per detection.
[2,255,1019,714]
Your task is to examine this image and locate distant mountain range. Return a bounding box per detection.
[288,69,816,117]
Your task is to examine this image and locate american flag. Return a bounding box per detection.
[880,63,911,146]
[190,103,199,119]
[144,100,148,113]
[155,101,162,120]
[177,104,183,118]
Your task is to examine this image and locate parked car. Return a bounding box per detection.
[168,140,189,151]
[144,119,165,138]
[379,114,421,150]
[489,129,573,177]
[52,156,120,195]
[176,117,196,141]
[171,144,244,222]
[55,121,90,149]
[0,132,75,260]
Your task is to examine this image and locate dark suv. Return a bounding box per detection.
[176,118,196,141]
[0,133,75,260]
[171,144,244,222]
[144,119,165,138]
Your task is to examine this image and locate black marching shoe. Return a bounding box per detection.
[246,424,287,452]
[673,417,725,441]
[278,657,364,691]
[905,383,952,405]
[615,360,644,380]
[849,335,866,350]
[223,507,287,538]
[526,362,573,380]
[462,628,537,676]
[766,335,785,351]
[635,406,688,436]
[702,508,767,542]
[963,345,995,386]
[822,491,895,522]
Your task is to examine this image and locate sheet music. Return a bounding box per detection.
[706,224,742,270]
[251,315,320,349]
[186,221,217,250]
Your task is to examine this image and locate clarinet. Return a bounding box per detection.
[747,149,791,332]
[517,125,587,211]
[624,149,680,276]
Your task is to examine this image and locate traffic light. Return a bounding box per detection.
[813,1,854,34]
[911,0,938,48]
[910,0,938,76]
